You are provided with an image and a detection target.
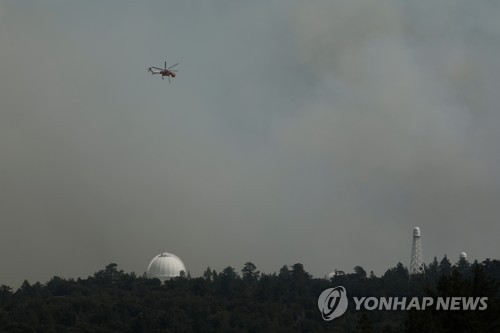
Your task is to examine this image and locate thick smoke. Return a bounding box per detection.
[1,1,499,287]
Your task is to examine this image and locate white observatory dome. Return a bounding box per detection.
[325,271,336,280]
[413,226,421,237]
[460,252,467,260]
[147,252,186,282]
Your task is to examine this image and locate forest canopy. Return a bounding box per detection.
[0,257,499,332]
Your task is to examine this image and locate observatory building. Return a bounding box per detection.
[324,269,345,280]
[146,252,186,282]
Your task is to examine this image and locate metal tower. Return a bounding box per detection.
[410,227,424,275]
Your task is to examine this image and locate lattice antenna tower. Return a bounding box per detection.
[410,227,424,275]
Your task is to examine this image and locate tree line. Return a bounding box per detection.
[0,256,498,332]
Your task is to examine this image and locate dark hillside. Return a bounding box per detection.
[0,259,498,332]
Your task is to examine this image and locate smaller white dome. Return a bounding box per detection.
[147,252,186,282]
[325,272,336,280]
[460,252,467,260]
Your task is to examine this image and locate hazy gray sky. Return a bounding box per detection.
[1,0,500,287]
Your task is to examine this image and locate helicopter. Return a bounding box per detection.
[148,61,179,82]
